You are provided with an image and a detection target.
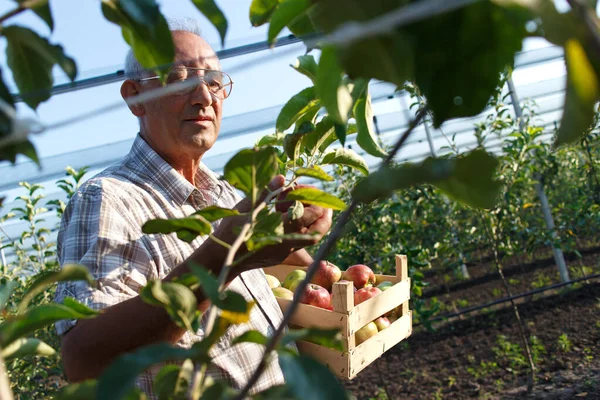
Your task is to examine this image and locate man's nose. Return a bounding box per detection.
[190,80,214,107]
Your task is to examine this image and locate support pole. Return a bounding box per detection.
[506,77,570,282]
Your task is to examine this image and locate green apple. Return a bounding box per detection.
[272,287,294,300]
[282,269,306,291]
[265,274,281,289]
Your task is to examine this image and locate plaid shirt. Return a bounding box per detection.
[55,134,286,397]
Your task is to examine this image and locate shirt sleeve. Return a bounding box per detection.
[54,181,158,335]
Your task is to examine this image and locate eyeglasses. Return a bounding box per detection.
[138,67,233,99]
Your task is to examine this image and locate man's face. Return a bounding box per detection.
[138,31,223,162]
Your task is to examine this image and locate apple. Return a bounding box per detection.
[311,260,342,291]
[374,316,391,331]
[355,322,378,345]
[354,287,382,306]
[275,184,312,213]
[376,281,394,291]
[300,284,333,310]
[282,269,306,291]
[265,274,281,289]
[342,264,376,289]
[272,287,294,300]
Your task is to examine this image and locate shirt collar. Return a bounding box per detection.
[125,134,222,206]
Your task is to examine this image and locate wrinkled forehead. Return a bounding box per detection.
[171,30,221,71]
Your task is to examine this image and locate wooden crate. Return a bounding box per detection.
[264,254,412,379]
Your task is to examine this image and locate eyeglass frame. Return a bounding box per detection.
[136,67,234,100]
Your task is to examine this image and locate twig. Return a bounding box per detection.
[233,109,426,400]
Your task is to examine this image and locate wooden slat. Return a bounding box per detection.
[375,273,400,285]
[332,281,354,314]
[296,341,351,378]
[347,312,413,379]
[348,279,411,333]
[396,254,408,280]
[276,298,349,337]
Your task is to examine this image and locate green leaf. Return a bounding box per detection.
[101,0,174,78]
[54,380,97,400]
[4,25,77,109]
[220,300,255,325]
[193,206,240,222]
[0,300,98,347]
[97,343,207,400]
[334,123,347,147]
[256,132,284,147]
[191,0,228,47]
[188,264,248,313]
[278,353,349,400]
[291,55,318,84]
[276,87,318,133]
[0,140,40,166]
[1,337,55,362]
[294,166,334,182]
[17,0,54,31]
[321,148,369,175]
[352,150,501,209]
[281,328,343,351]
[284,187,346,210]
[18,264,94,313]
[223,147,279,205]
[142,214,212,243]
[354,89,387,158]
[153,359,194,400]
[316,46,352,125]
[267,0,311,44]
[140,281,199,332]
[252,385,297,399]
[0,280,18,312]
[231,330,269,346]
[288,201,304,221]
[284,122,314,159]
[250,0,278,26]
[247,210,284,251]
[555,39,599,147]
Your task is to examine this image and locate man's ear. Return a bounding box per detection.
[121,79,145,117]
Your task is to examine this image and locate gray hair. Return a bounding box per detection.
[123,18,204,80]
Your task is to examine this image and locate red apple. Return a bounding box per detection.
[300,284,333,310]
[311,260,342,291]
[272,287,294,300]
[374,316,391,331]
[342,264,376,289]
[355,322,378,345]
[354,287,382,306]
[275,184,312,213]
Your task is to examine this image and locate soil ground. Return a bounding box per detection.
[344,249,600,399]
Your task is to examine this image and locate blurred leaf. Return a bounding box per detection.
[191,0,228,47]
[285,187,346,210]
[140,281,200,332]
[247,210,284,251]
[276,87,318,133]
[353,150,501,209]
[321,148,369,175]
[555,39,599,147]
[291,55,318,84]
[153,359,194,400]
[1,337,55,362]
[142,214,212,243]
[97,343,207,400]
[278,353,349,400]
[268,0,311,44]
[316,46,352,125]
[4,25,77,109]
[19,264,94,313]
[223,147,279,205]
[334,123,346,146]
[252,384,297,399]
[188,264,248,313]
[250,0,278,26]
[0,140,40,166]
[281,328,343,351]
[288,200,304,220]
[14,0,53,31]
[0,280,18,312]
[199,379,238,400]
[101,0,173,79]
[0,299,98,347]
[231,330,269,346]
[193,206,240,222]
[54,380,97,400]
[354,88,387,158]
[220,300,255,324]
[294,166,334,181]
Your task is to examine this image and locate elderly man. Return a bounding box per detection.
[54,20,332,397]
